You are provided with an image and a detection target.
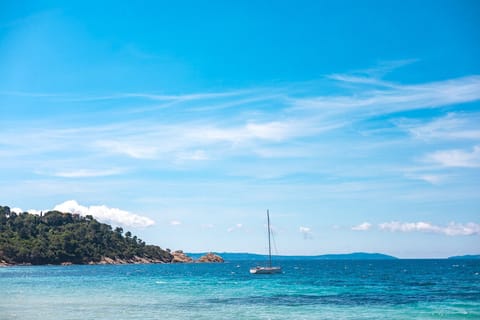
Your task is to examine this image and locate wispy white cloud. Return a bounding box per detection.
[52,168,126,178]
[42,88,255,104]
[2,69,480,185]
[397,113,480,141]
[379,221,480,236]
[351,222,372,231]
[357,59,420,78]
[328,59,419,86]
[95,140,160,159]
[121,89,252,102]
[299,226,313,239]
[176,150,209,161]
[227,223,243,233]
[291,75,480,119]
[93,119,318,162]
[327,74,397,88]
[170,220,182,226]
[190,120,311,145]
[5,76,480,163]
[349,220,480,236]
[54,200,155,227]
[405,173,446,185]
[424,145,480,168]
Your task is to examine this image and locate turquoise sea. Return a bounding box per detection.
[1,260,479,319]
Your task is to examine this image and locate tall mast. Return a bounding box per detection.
[267,209,272,268]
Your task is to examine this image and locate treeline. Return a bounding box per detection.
[0,206,172,265]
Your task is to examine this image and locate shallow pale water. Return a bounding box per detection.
[1,260,479,319]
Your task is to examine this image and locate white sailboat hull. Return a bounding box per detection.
[250,210,282,275]
[249,266,282,274]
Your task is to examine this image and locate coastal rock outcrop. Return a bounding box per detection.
[171,250,194,263]
[196,252,224,263]
[0,259,12,267]
[93,255,169,265]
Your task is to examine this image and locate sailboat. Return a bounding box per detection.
[250,210,282,274]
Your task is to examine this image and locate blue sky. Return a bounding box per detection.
[1,1,479,258]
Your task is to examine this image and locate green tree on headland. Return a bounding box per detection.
[0,206,172,265]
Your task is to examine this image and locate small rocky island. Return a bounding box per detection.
[0,206,223,266]
[171,250,224,263]
[196,252,224,263]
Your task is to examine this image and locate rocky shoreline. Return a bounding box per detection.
[0,252,224,267]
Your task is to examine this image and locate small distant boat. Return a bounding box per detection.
[250,210,282,274]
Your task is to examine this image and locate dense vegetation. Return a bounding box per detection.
[0,206,172,265]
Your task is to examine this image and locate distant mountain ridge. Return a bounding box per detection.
[312,252,398,260]
[187,252,398,261]
[447,254,480,260]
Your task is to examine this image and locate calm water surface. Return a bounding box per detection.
[1,260,479,319]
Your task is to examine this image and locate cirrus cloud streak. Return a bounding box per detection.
[352,221,480,236]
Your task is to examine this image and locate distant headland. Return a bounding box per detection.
[0,206,222,266]
[447,254,480,260]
